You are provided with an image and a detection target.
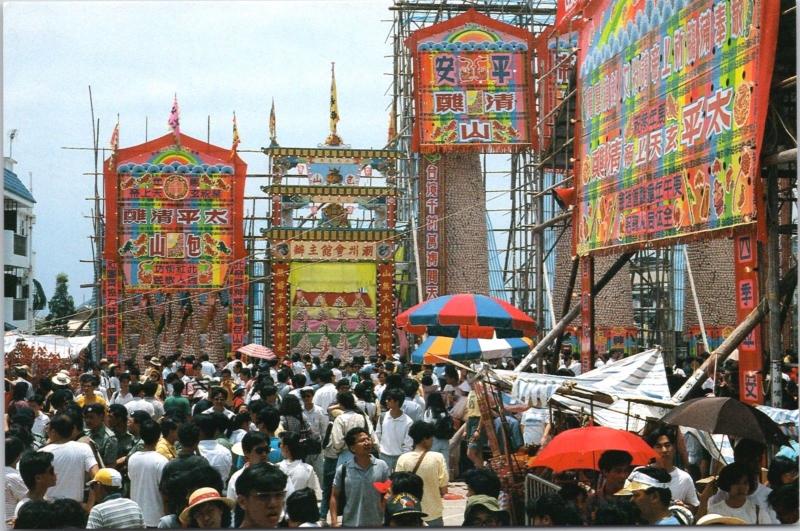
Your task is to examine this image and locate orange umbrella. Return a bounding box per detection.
[530,426,657,472]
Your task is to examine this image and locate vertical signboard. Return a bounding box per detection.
[421,160,446,300]
[406,8,535,153]
[574,0,778,255]
[734,230,763,404]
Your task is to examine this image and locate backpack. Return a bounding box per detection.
[299,418,322,455]
[433,411,455,440]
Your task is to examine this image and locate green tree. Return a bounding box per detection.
[46,273,75,335]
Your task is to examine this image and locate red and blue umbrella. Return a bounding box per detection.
[397,294,535,339]
[411,334,534,364]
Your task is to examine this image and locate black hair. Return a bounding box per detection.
[236,462,288,496]
[241,431,269,454]
[118,371,131,382]
[12,381,28,401]
[403,378,419,398]
[248,399,267,416]
[279,393,303,418]
[444,365,459,380]
[63,404,85,434]
[210,387,227,400]
[108,403,128,422]
[408,420,435,446]
[280,430,307,460]
[227,412,251,438]
[140,419,162,445]
[164,464,224,515]
[337,391,358,412]
[79,373,98,386]
[768,482,799,520]
[389,471,423,499]
[49,413,75,439]
[354,381,374,402]
[598,449,633,472]
[385,387,405,405]
[193,399,212,416]
[261,384,278,397]
[733,438,766,463]
[526,491,585,525]
[256,404,281,433]
[290,373,307,389]
[344,426,370,447]
[160,417,179,437]
[318,368,333,383]
[286,488,319,524]
[51,497,89,528]
[171,379,185,396]
[29,393,45,405]
[425,391,447,414]
[6,436,24,466]
[19,450,54,489]
[130,410,152,426]
[592,499,640,525]
[768,456,799,488]
[193,414,218,439]
[645,425,676,447]
[464,468,502,498]
[177,421,201,447]
[49,388,73,410]
[717,461,757,494]
[129,382,143,396]
[14,499,56,529]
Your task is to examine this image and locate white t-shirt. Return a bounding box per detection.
[5,466,27,521]
[125,398,156,417]
[668,467,700,506]
[32,411,50,438]
[313,383,338,416]
[128,450,168,527]
[40,441,98,501]
[227,463,297,500]
[708,483,777,523]
[278,459,321,498]
[110,390,134,406]
[197,440,233,482]
[708,496,774,524]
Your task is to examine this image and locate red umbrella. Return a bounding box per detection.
[530,426,657,472]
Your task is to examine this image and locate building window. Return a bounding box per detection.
[4,266,25,299]
[13,234,27,256]
[13,299,26,320]
[4,199,18,232]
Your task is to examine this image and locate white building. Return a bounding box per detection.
[4,157,41,332]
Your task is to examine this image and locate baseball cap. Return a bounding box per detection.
[615,468,672,495]
[87,468,123,488]
[83,403,106,416]
[386,493,427,519]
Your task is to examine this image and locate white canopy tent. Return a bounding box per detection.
[4,332,94,360]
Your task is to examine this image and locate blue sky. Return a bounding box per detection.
[4,0,394,305]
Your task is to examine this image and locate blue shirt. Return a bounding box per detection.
[655,515,681,525]
[268,436,282,463]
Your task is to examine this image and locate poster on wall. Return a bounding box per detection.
[406,8,535,153]
[574,0,779,255]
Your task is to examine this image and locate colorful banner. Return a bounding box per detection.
[574,0,778,255]
[406,8,535,153]
[420,160,446,300]
[103,260,122,362]
[377,263,395,357]
[734,230,763,404]
[271,240,394,262]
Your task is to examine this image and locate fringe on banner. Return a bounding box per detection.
[419,143,529,154]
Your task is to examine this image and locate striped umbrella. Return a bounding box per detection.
[411,334,534,364]
[397,294,535,339]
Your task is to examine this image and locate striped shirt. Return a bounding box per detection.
[86,494,145,529]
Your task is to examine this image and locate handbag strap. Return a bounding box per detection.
[412,450,429,475]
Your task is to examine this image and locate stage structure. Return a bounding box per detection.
[101,133,248,364]
[261,92,400,359]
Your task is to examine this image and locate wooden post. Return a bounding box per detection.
[766,168,782,406]
[580,256,595,374]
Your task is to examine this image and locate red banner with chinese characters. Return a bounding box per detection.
[420,159,446,300]
[574,0,778,256]
[271,262,291,357]
[102,260,122,362]
[406,8,535,153]
[734,230,763,404]
[228,261,248,354]
[377,263,395,357]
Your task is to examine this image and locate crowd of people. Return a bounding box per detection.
[3,349,799,528]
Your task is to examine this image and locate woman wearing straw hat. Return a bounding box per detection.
[179,487,235,528]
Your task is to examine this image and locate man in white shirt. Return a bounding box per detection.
[313,368,338,418]
[6,436,28,522]
[202,387,235,419]
[28,395,50,439]
[142,381,165,420]
[375,388,414,472]
[195,414,233,482]
[125,382,156,417]
[200,354,217,378]
[39,414,99,501]
[128,419,168,527]
[109,373,134,406]
[646,427,700,509]
[301,387,329,482]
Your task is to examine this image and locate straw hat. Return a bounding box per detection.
[696,514,747,526]
[179,488,236,525]
[51,373,72,386]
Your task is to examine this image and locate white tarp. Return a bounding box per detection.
[4,332,94,360]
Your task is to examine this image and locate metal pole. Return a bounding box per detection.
[515,252,634,372]
[766,166,783,407]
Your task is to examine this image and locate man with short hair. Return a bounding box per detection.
[84,403,119,469]
[27,394,50,439]
[195,413,233,482]
[110,373,134,406]
[86,468,145,529]
[236,462,289,528]
[159,422,209,516]
[588,449,633,516]
[226,431,291,501]
[375,388,413,472]
[646,427,700,509]
[141,381,165,420]
[401,379,424,422]
[203,386,235,419]
[15,451,57,517]
[301,387,328,483]
[39,413,99,501]
[200,353,216,377]
[395,421,449,527]
[76,374,108,408]
[6,436,27,521]
[128,419,168,527]
[329,427,390,527]
[615,466,681,525]
[107,404,135,461]
[125,382,156,417]
[156,417,178,460]
[313,368,338,418]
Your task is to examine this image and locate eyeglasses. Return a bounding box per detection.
[253,446,269,455]
[250,491,285,501]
